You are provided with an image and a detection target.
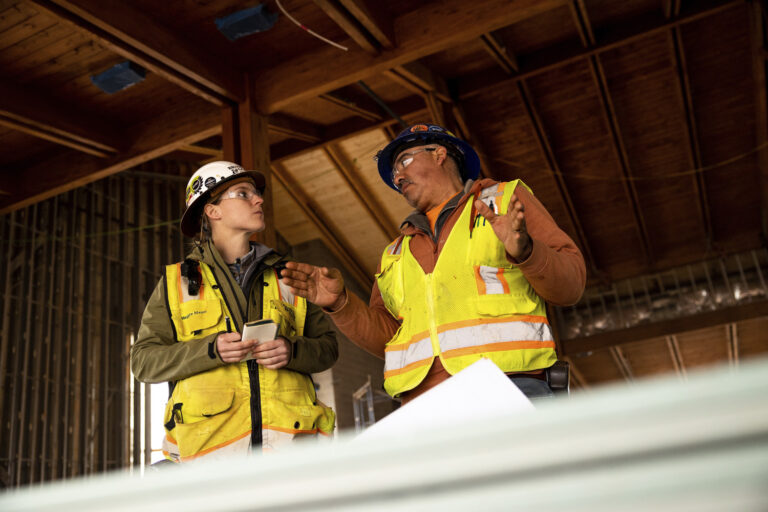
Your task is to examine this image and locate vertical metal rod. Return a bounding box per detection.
[702,261,715,304]
[16,202,39,485]
[626,279,640,322]
[611,284,625,328]
[734,253,749,298]
[0,210,17,456]
[718,259,733,302]
[39,196,58,481]
[61,190,78,479]
[752,250,767,292]
[98,178,110,472]
[131,177,143,468]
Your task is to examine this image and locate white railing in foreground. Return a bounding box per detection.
[3,355,768,512]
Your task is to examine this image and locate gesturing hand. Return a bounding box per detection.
[280,262,347,311]
[474,193,533,262]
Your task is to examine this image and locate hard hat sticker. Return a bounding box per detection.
[410,124,429,133]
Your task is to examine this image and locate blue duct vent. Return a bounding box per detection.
[90,61,146,94]
[215,4,277,41]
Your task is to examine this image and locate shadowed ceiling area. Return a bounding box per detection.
[1,0,766,387]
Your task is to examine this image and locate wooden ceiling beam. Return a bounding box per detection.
[515,79,601,278]
[268,114,323,143]
[749,1,768,247]
[0,103,222,214]
[665,335,687,381]
[337,0,394,49]
[610,346,634,382]
[271,161,373,289]
[569,1,654,268]
[319,92,383,122]
[324,144,400,240]
[312,0,379,55]
[667,13,713,250]
[562,299,768,356]
[178,145,221,157]
[272,95,427,162]
[29,0,243,105]
[252,0,567,113]
[480,32,519,74]
[0,79,121,157]
[458,0,742,102]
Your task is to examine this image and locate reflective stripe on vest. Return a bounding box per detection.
[377,180,557,397]
[163,261,334,462]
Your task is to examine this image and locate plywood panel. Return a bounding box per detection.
[676,325,730,369]
[736,317,768,360]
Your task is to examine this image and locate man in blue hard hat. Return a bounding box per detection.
[282,123,586,404]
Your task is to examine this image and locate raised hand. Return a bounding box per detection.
[280,261,347,310]
[474,193,533,262]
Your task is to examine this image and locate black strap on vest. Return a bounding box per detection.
[180,258,202,296]
[164,402,184,431]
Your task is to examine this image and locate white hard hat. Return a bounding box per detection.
[180,161,266,237]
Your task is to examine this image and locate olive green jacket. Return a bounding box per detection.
[131,239,338,383]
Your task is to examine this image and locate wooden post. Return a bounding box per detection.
[222,73,276,248]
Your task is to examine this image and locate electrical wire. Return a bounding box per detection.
[274,0,348,51]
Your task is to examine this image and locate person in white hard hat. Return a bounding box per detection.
[131,161,338,463]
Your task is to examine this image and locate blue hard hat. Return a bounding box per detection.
[375,123,481,190]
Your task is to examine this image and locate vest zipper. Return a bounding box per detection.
[247,273,264,448]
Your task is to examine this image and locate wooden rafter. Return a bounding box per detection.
[610,345,634,382]
[268,114,323,143]
[667,16,713,248]
[563,356,589,390]
[569,1,654,267]
[458,1,742,102]
[0,79,120,157]
[253,0,566,113]
[29,0,243,105]
[272,96,428,162]
[562,299,768,356]
[338,0,394,49]
[312,0,379,54]
[665,335,687,381]
[271,162,373,289]
[589,57,654,267]
[0,103,222,214]
[451,104,491,179]
[319,93,383,122]
[324,144,399,240]
[480,32,519,74]
[515,80,600,277]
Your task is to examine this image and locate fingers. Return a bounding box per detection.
[216,333,256,363]
[474,199,496,220]
[283,261,317,274]
[253,338,290,369]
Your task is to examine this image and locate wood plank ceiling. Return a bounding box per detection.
[0,0,766,389]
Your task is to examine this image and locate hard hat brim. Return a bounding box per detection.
[180,170,266,238]
[376,131,481,190]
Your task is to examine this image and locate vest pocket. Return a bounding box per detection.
[376,259,404,318]
[177,299,223,338]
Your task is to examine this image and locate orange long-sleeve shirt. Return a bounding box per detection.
[329,178,586,403]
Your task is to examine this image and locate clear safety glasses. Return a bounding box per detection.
[218,188,262,202]
[391,146,437,182]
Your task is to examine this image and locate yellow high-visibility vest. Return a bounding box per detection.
[377,180,557,397]
[162,262,335,462]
